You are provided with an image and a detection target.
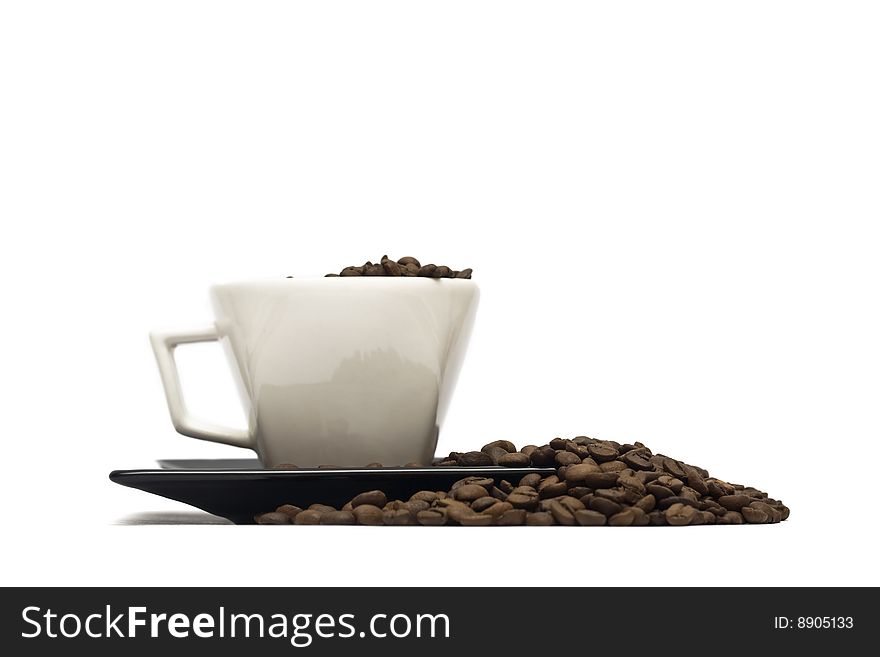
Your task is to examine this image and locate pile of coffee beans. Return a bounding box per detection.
[256,437,789,526]
[323,256,472,278]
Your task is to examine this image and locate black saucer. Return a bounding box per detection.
[110,461,554,524]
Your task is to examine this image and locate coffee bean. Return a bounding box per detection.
[309,504,336,514]
[383,509,413,525]
[452,476,495,490]
[554,451,581,467]
[529,446,557,466]
[497,509,527,526]
[397,256,420,267]
[353,504,384,525]
[659,477,685,494]
[410,491,439,504]
[455,268,473,279]
[549,499,576,525]
[255,512,291,525]
[483,445,508,463]
[547,437,566,450]
[320,510,356,525]
[608,509,636,526]
[275,504,302,519]
[482,501,513,518]
[563,462,601,483]
[559,496,585,511]
[365,462,384,468]
[470,496,498,512]
[538,481,568,499]
[520,445,538,457]
[363,263,386,276]
[482,440,517,454]
[634,494,656,513]
[452,451,494,466]
[718,494,752,511]
[645,483,674,500]
[589,497,623,517]
[507,487,539,510]
[703,500,726,516]
[418,264,437,276]
[351,490,387,508]
[648,511,667,525]
[660,457,687,479]
[742,505,770,524]
[567,444,592,460]
[378,255,400,276]
[566,486,592,498]
[621,449,653,470]
[748,501,782,523]
[434,499,471,524]
[519,473,542,488]
[417,509,447,526]
[294,510,324,525]
[717,511,744,525]
[526,512,554,526]
[712,479,737,496]
[581,472,620,489]
[587,442,619,462]
[657,496,702,511]
[679,486,700,502]
[453,484,488,502]
[681,464,709,495]
[489,486,507,502]
[574,509,607,526]
[599,460,628,473]
[403,500,431,517]
[459,513,493,526]
[665,503,697,526]
[630,507,650,526]
[272,463,299,470]
[618,474,646,495]
[498,452,530,467]
[594,488,629,504]
[339,267,363,276]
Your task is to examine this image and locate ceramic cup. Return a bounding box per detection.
[150,278,479,468]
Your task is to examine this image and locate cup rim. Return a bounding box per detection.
[211,276,478,293]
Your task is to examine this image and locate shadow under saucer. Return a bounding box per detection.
[113,511,233,525]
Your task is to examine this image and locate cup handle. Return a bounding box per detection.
[149,326,255,450]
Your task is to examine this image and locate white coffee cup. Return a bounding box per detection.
[150,278,479,468]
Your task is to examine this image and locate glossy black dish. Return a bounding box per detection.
[110,463,554,524]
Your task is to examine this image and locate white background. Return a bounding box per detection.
[1,1,878,587]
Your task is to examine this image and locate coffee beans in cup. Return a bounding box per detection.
[287,256,472,279]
